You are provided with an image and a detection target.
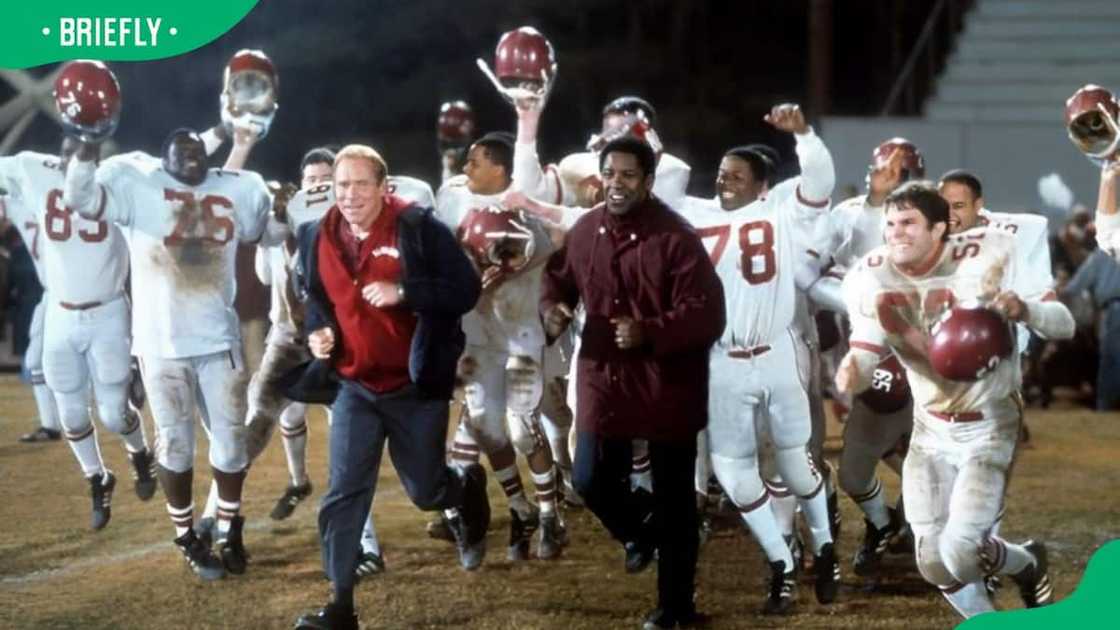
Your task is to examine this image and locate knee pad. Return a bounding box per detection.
[915,533,956,588]
[55,391,93,434]
[505,354,543,415]
[279,403,308,430]
[710,453,766,510]
[940,527,985,584]
[94,386,130,435]
[208,422,248,474]
[773,446,822,498]
[156,422,195,473]
[462,407,508,453]
[507,411,546,456]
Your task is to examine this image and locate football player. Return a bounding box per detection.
[836,181,1072,618]
[64,123,288,580]
[825,138,926,578]
[434,132,566,562]
[680,104,839,613]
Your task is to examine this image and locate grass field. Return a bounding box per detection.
[1,374,1117,629]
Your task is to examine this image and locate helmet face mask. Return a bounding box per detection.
[220,49,278,139]
[459,206,536,274]
[477,26,557,109]
[1066,85,1120,163]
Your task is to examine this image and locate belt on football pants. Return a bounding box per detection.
[728,344,771,360]
[59,300,103,311]
[927,409,984,423]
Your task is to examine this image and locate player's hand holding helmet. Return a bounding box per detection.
[1065,84,1120,168]
[220,49,278,139]
[477,26,557,111]
[585,108,664,155]
[928,301,1014,382]
[54,60,121,143]
[458,205,536,276]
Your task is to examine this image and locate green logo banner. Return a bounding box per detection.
[1,1,259,69]
[959,540,1120,629]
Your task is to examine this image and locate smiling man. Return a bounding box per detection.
[540,137,725,630]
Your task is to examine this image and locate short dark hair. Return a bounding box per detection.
[724,146,774,185]
[472,132,514,177]
[300,147,336,173]
[885,180,950,241]
[599,136,656,178]
[162,127,201,157]
[938,169,983,200]
[602,96,657,126]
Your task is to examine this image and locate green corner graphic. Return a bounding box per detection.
[1,1,259,69]
[959,539,1120,629]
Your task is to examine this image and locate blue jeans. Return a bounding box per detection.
[318,381,462,590]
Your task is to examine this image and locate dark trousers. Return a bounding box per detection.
[320,381,462,590]
[1099,304,1120,411]
[573,431,699,614]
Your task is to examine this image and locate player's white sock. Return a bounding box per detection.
[361,508,381,556]
[739,493,795,568]
[766,479,798,537]
[983,537,1035,576]
[119,409,147,453]
[852,478,892,529]
[531,468,557,516]
[202,479,220,521]
[541,411,572,470]
[449,438,481,467]
[798,488,834,554]
[167,502,194,538]
[494,464,532,520]
[941,581,995,618]
[630,449,653,493]
[32,382,62,432]
[64,424,106,477]
[216,497,240,540]
[279,413,309,487]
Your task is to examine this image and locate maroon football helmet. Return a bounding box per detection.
[221,49,279,138]
[54,60,121,142]
[1065,84,1120,161]
[437,100,476,146]
[928,303,1014,382]
[858,354,911,413]
[458,206,535,273]
[872,138,925,180]
[494,26,556,88]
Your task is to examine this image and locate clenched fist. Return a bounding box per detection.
[610,316,646,350]
[543,303,574,339]
[309,327,335,359]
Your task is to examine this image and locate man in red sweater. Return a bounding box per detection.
[290,145,486,630]
[540,137,726,629]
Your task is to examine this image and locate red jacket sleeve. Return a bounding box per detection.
[640,231,726,357]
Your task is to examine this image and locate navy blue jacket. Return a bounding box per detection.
[279,202,480,402]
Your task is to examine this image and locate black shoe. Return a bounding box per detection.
[458,463,491,547]
[444,512,485,571]
[507,506,539,561]
[89,471,116,531]
[853,513,899,577]
[426,515,456,543]
[194,516,216,549]
[1010,541,1054,608]
[537,513,565,560]
[293,602,358,630]
[128,449,158,501]
[217,515,248,575]
[763,560,796,615]
[19,427,61,443]
[270,481,313,520]
[814,542,840,604]
[641,607,709,629]
[174,529,226,581]
[354,550,385,580]
[625,540,655,574]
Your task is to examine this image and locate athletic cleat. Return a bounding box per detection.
[625,540,655,574]
[270,481,313,521]
[984,574,1003,598]
[129,449,158,501]
[354,550,386,580]
[174,529,226,581]
[89,471,116,530]
[536,513,565,560]
[217,515,248,575]
[445,512,486,571]
[763,560,796,615]
[853,511,901,577]
[1010,541,1054,608]
[294,602,359,630]
[194,516,217,549]
[426,515,456,543]
[507,506,539,561]
[814,542,841,604]
[19,427,61,443]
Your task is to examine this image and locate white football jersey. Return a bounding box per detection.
[978,209,1052,352]
[1098,211,1120,261]
[0,152,63,288]
[843,228,1026,415]
[828,194,887,269]
[94,152,272,359]
[0,152,130,304]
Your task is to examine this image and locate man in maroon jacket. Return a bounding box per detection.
[540,137,725,629]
